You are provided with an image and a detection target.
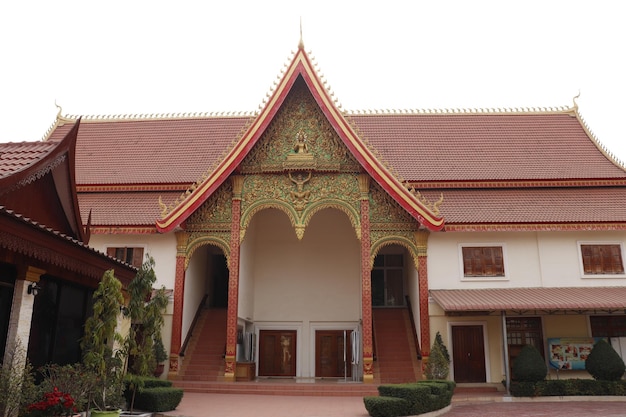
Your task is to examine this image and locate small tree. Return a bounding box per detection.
[124,256,169,413]
[81,269,125,413]
[425,332,450,380]
[585,339,626,381]
[512,344,547,382]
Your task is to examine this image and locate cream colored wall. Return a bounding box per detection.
[183,249,209,339]
[428,230,626,290]
[245,208,361,377]
[88,233,177,289]
[238,218,257,321]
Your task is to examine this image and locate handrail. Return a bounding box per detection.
[405,295,423,360]
[179,294,208,357]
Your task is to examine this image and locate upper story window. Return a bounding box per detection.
[371,253,404,307]
[580,244,624,276]
[107,247,144,268]
[461,246,505,278]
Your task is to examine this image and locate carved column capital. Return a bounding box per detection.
[358,174,370,200]
[231,175,244,199]
[414,230,429,256]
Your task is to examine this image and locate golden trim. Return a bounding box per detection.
[78,184,191,193]
[185,236,230,270]
[406,179,626,189]
[370,236,420,271]
[90,226,157,234]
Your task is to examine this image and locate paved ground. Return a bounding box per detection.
[161,392,626,417]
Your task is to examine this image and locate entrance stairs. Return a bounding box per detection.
[175,308,227,382]
[372,308,422,383]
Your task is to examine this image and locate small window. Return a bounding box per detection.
[462,246,504,277]
[107,247,144,268]
[580,244,624,275]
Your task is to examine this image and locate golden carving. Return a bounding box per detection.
[231,175,244,198]
[289,171,312,212]
[414,230,429,256]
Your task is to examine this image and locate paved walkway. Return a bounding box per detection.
[160,392,626,417]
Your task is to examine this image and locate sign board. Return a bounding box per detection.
[547,337,605,370]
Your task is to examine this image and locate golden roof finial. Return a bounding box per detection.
[298,17,304,50]
[573,90,581,110]
[55,100,63,119]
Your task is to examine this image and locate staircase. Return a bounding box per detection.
[176,308,227,382]
[373,308,422,383]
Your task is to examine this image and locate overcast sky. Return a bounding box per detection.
[1,1,624,164]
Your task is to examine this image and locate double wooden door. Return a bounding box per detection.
[451,325,486,383]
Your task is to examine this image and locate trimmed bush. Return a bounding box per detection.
[365,381,455,417]
[585,339,625,381]
[129,386,183,412]
[512,345,547,382]
[363,396,410,417]
[509,379,626,397]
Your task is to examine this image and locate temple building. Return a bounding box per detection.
[6,41,626,388]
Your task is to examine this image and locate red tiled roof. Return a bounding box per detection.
[430,287,626,312]
[0,141,58,179]
[421,188,626,224]
[48,117,252,185]
[78,192,180,226]
[349,113,626,182]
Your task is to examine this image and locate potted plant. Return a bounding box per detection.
[123,256,168,415]
[80,269,126,417]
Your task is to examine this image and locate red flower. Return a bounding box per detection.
[27,387,77,417]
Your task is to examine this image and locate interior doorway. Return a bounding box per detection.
[315,330,352,378]
[258,330,297,377]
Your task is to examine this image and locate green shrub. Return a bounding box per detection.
[512,345,547,382]
[366,381,455,417]
[585,339,625,381]
[129,386,183,412]
[509,381,538,397]
[363,396,410,417]
[510,379,626,397]
[425,333,450,380]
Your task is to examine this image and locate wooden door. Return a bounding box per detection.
[316,330,352,378]
[258,330,297,377]
[452,325,486,383]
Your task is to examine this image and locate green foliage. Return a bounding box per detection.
[585,339,626,381]
[0,341,39,417]
[37,363,96,412]
[511,345,547,382]
[510,379,626,397]
[363,396,410,417]
[81,269,125,411]
[425,332,450,380]
[123,256,169,413]
[126,387,183,412]
[365,381,455,417]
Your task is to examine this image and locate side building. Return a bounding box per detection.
[42,44,626,385]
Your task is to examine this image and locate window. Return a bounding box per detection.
[590,316,626,338]
[461,246,504,277]
[107,247,144,268]
[371,254,404,307]
[506,317,544,376]
[580,244,624,275]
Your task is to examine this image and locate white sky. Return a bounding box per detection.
[1,1,625,163]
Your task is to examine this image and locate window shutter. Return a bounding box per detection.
[132,248,144,268]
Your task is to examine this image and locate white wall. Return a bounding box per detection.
[88,233,177,289]
[428,230,626,290]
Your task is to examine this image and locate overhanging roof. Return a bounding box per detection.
[430,287,626,313]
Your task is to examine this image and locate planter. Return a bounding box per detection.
[91,410,121,417]
[153,363,164,378]
[120,412,152,417]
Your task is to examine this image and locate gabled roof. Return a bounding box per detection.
[0,120,87,242]
[154,46,445,233]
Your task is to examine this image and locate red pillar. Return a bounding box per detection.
[169,232,188,375]
[415,231,430,357]
[359,175,374,382]
[224,176,243,381]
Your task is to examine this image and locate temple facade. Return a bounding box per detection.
[35,44,626,385]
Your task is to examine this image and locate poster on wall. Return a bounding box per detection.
[547,337,605,370]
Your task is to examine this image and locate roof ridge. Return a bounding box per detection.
[344,105,575,116]
[575,107,625,170]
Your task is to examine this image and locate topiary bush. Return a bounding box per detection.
[425,332,450,380]
[585,339,625,381]
[364,381,455,417]
[512,344,547,382]
[129,386,183,412]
